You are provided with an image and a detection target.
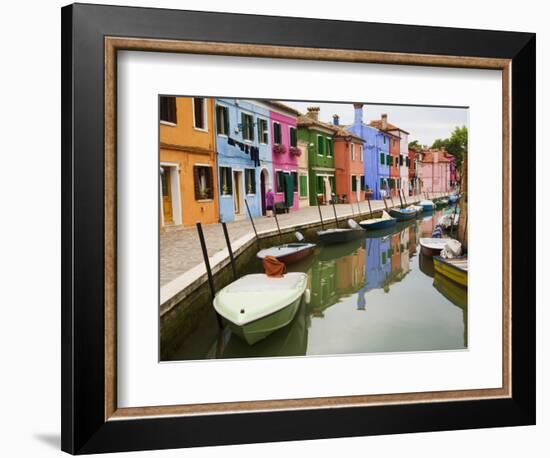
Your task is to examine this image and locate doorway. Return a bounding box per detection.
[260,168,269,215]
[233,170,244,215]
[161,167,173,224]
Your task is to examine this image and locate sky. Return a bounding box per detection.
[283,101,468,147]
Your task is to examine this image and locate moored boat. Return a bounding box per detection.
[389,207,417,221]
[358,211,397,230]
[433,256,468,287]
[213,272,309,345]
[419,237,450,257]
[317,227,364,245]
[419,200,436,211]
[435,198,449,208]
[257,243,316,265]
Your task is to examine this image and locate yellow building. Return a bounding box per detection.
[159,97,218,229]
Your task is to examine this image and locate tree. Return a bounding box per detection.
[408,140,422,152]
[431,126,468,169]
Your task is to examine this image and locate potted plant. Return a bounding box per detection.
[289,146,301,156]
[273,144,286,155]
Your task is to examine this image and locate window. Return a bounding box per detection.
[351,143,355,161]
[406,157,410,167]
[400,155,404,166]
[258,118,269,144]
[317,135,325,155]
[360,176,365,191]
[299,175,308,197]
[160,96,177,124]
[216,105,229,135]
[291,171,298,193]
[380,152,385,165]
[386,155,392,166]
[273,122,282,144]
[289,127,297,147]
[380,178,385,189]
[193,98,206,130]
[326,138,333,156]
[276,171,285,193]
[245,169,256,194]
[383,135,387,144]
[359,145,364,161]
[241,113,254,141]
[194,165,213,200]
[219,167,232,195]
[351,175,357,192]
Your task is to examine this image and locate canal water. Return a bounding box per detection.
[164,208,467,361]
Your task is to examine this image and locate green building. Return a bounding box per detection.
[297,107,338,206]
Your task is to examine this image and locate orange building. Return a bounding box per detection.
[159,97,218,229]
[334,127,366,204]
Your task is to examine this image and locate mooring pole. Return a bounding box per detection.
[383,196,389,212]
[221,222,237,280]
[398,189,404,208]
[401,189,409,207]
[367,196,373,217]
[244,198,260,248]
[331,198,340,228]
[273,210,283,243]
[316,199,325,230]
[390,193,395,208]
[196,222,223,328]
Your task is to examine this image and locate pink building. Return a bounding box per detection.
[418,149,451,193]
[270,108,300,210]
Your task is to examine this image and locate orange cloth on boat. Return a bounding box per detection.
[262,255,286,277]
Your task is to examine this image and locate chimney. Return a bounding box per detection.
[353,103,363,125]
[307,106,320,121]
[381,113,388,130]
[332,114,340,126]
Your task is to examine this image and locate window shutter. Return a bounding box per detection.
[193,166,200,200]
[223,108,229,135]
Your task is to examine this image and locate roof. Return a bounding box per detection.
[369,119,410,135]
[264,100,302,117]
[297,115,339,133]
[420,150,452,163]
[333,128,364,143]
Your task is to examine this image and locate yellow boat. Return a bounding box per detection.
[433,256,467,287]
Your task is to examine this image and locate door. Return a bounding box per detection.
[260,170,267,215]
[233,171,243,215]
[161,168,173,224]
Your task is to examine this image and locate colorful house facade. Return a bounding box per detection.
[214,98,271,222]
[267,102,301,211]
[418,149,451,193]
[297,138,310,207]
[333,115,365,204]
[408,148,421,196]
[297,107,337,206]
[159,96,218,229]
[346,104,390,200]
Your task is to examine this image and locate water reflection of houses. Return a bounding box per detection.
[309,260,338,318]
[336,248,366,296]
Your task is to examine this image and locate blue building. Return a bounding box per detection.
[214,99,273,222]
[347,103,391,199]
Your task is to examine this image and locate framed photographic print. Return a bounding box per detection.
[61,3,536,454]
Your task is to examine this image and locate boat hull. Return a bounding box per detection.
[420,245,443,257]
[318,229,365,245]
[358,218,396,230]
[389,209,417,221]
[226,294,303,345]
[257,244,316,265]
[433,256,468,287]
[421,204,435,211]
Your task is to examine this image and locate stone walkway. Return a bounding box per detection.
[160,195,440,287]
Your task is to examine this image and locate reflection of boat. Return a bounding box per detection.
[213,273,308,345]
[433,256,468,287]
[317,227,364,245]
[435,198,448,208]
[433,272,467,309]
[389,207,417,221]
[220,301,309,358]
[318,237,363,261]
[257,243,316,264]
[419,252,435,277]
[419,237,449,257]
[358,211,397,230]
[449,194,459,204]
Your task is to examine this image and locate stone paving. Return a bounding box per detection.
[159,195,441,286]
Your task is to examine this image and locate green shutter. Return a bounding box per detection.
[299,175,308,197]
[380,153,384,164]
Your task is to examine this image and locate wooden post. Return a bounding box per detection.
[367,196,373,217]
[316,199,325,230]
[273,210,283,243]
[398,190,404,208]
[383,196,389,212]
[221,222,237,280]
[196,222,223,328]
[401,189,409,206]
[331,199,340,228]
[244,198,260,248]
